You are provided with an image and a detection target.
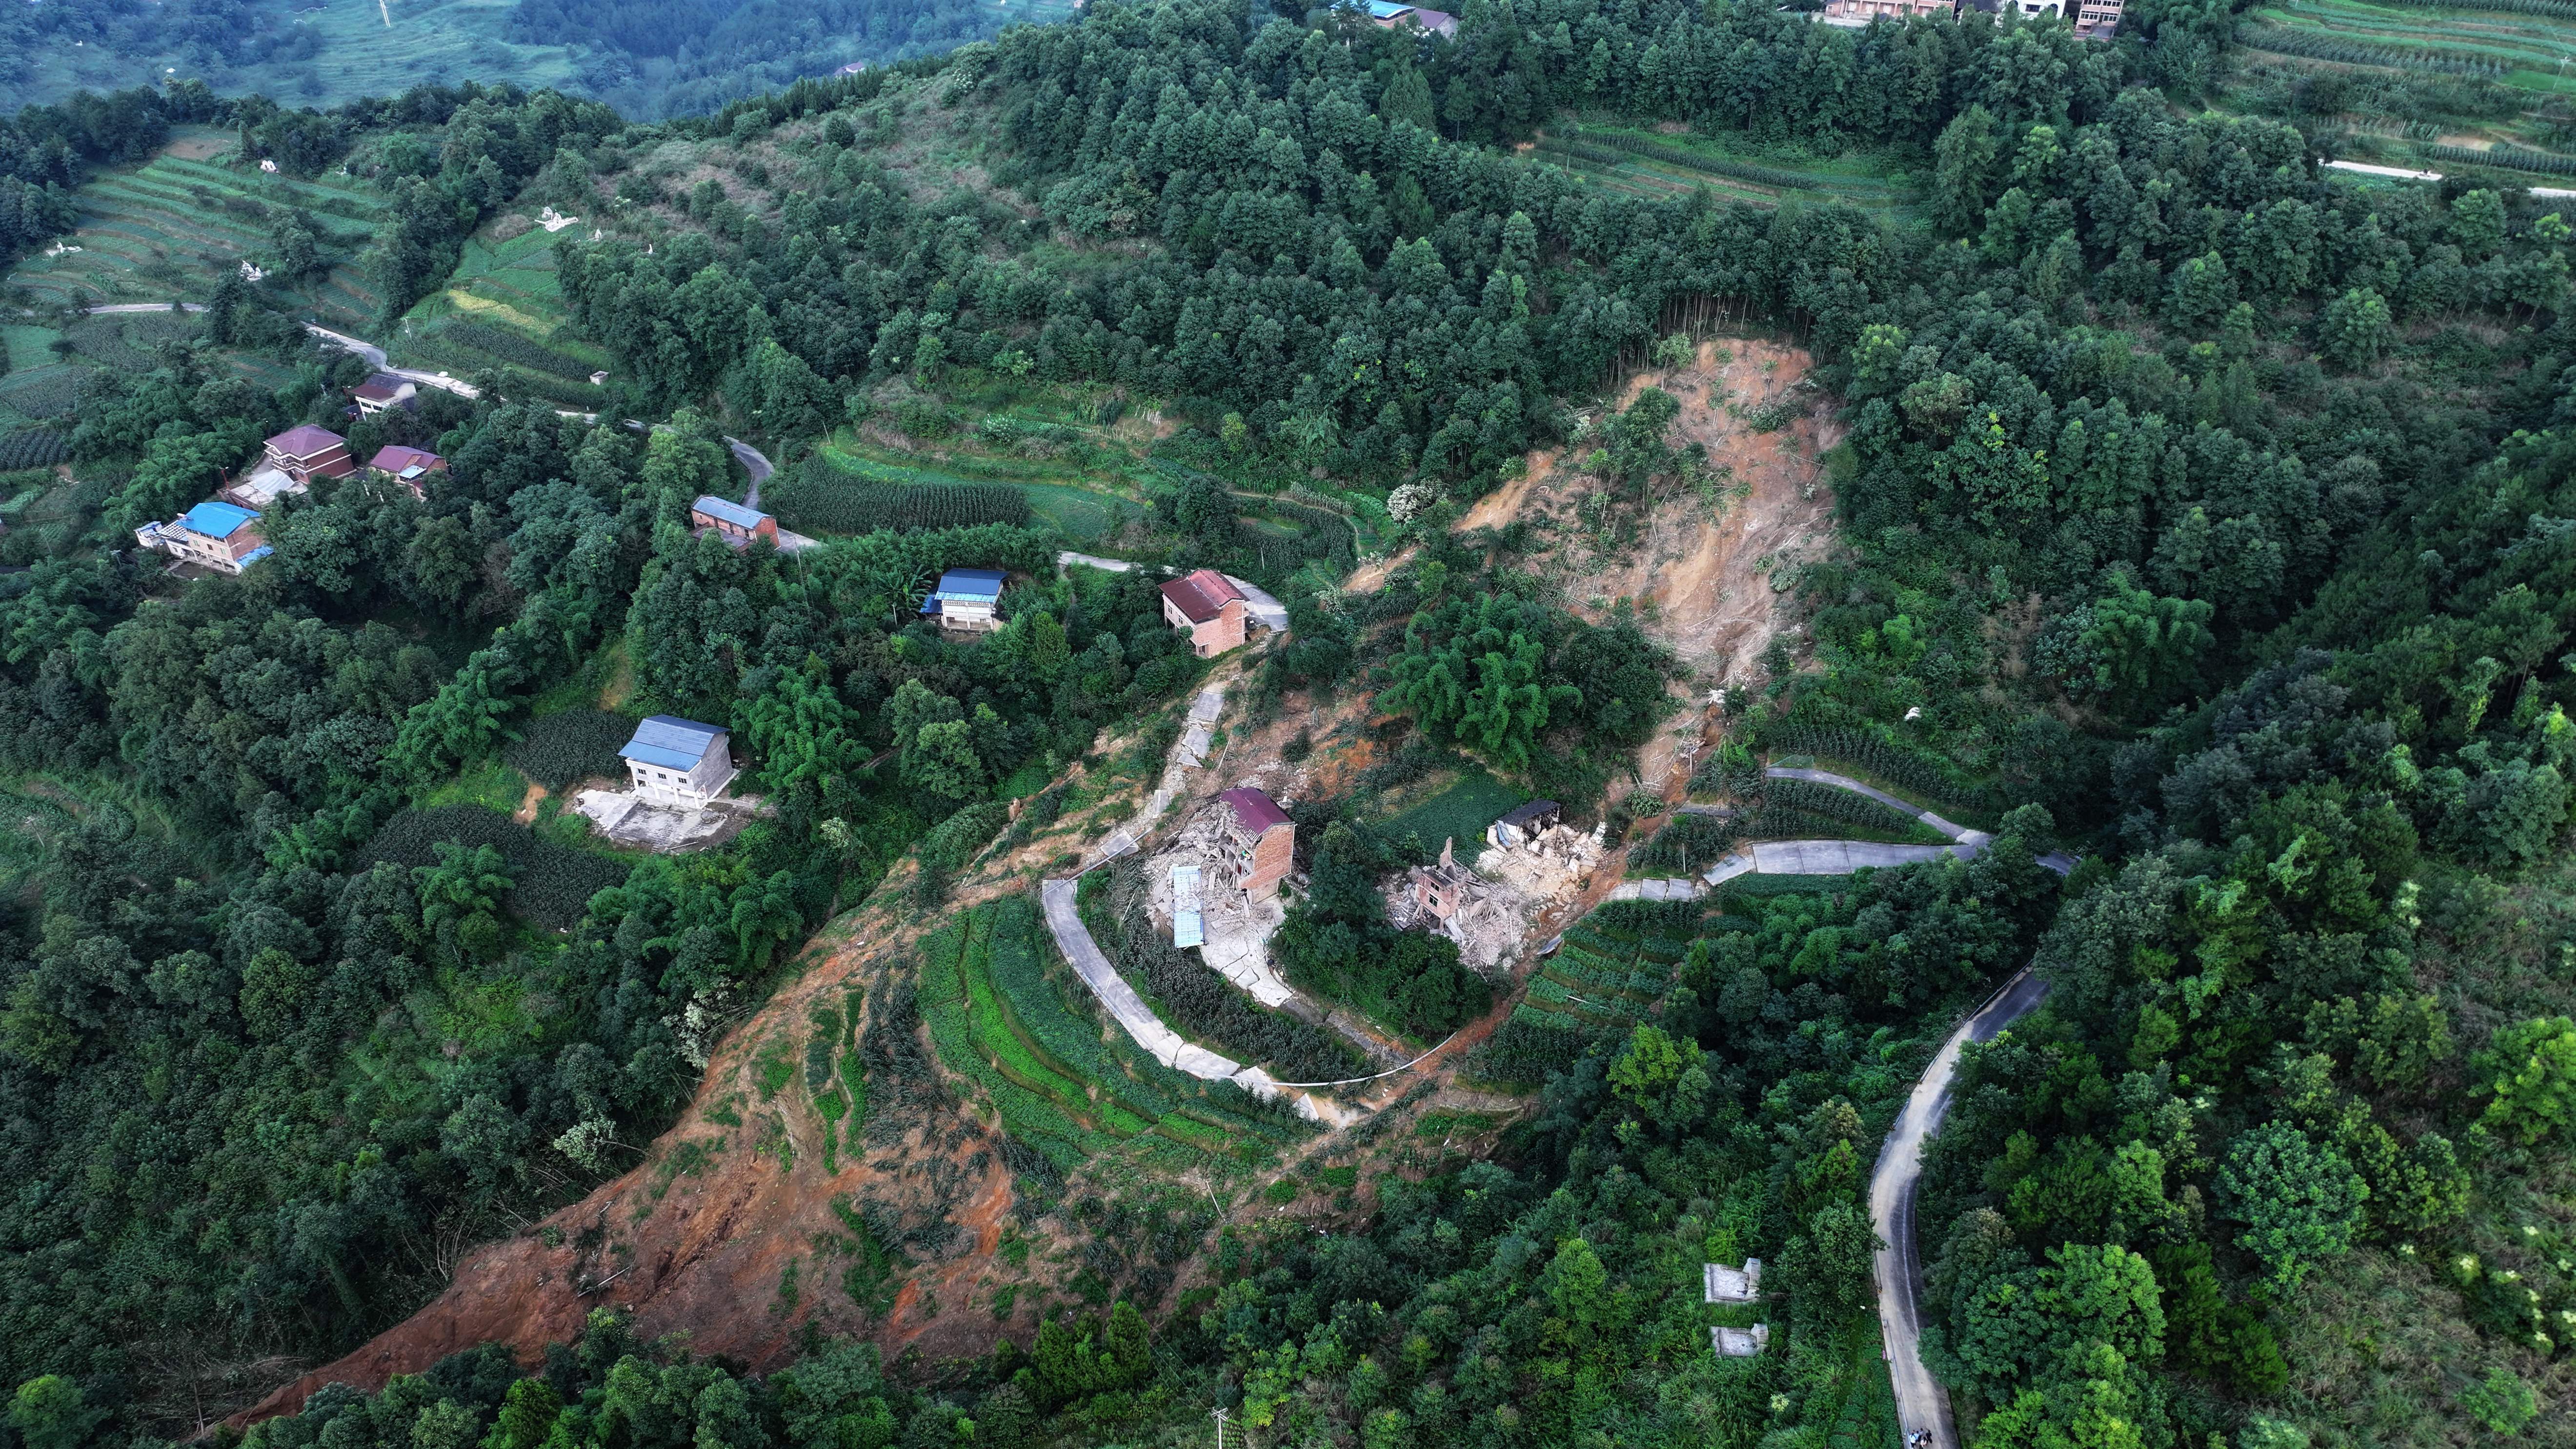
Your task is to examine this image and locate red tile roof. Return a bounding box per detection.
[369,444,443,474]
[1160,568,1246,624]
[267,424,347,459]
[1219,786,1289,834]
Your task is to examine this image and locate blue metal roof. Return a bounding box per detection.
[920,567,1007,614]
[935,567,1006,596]
[236,545,275,566]
[620,714,725,771]
[1367,1,1413,16]
[692,494,769,530]
[180,501,260,540]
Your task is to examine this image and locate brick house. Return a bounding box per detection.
[136,500,272,575]
[690,494,779,549]
[1217,786,1295,902]
[263,425,356,486]
[368,444,446,499]
[1159,568,1248,657]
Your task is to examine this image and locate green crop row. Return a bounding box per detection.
[2236,22,2509,75]
[2428,141,2576,176]
[1550,124,1902,196]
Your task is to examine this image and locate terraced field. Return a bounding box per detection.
[1510,903,1698,1038]
[390,219,614,406]
[2244,0,2576,92]
[1,0,580,114]
[3,136,386,327]
[1530,124,1918,215]
[807,433,1139,541]
[915,897,1307,1177]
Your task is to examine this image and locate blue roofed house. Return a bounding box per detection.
[135,500,272,575]
[619,716,739,807]
[920,567,1007,633]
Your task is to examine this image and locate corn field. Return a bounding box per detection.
[2378,0,2576,21]
[2428,141,2576,176]
[768,460,1032,534]
[2236,24,2511,78]
[0,427,70,472]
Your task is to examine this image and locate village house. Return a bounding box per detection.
[263,424,356,487]
[350,372,419,416]
[1217,786,1295,902]
[1365,0,1458,36]
[368,444,446,499]
[1159,568,1248,658]
[135,500,272,575]
[922,567,1007,633]
[618,716,738,807]
[1815,0,2118,34]
[690,494,778,549]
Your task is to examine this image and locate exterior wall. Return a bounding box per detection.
[1188,599,1247,657]
[268,444,354,485]
[354,384,416,416]
[938,599,1001,632]
[1162,596,1193,631]
[1822,0,1951,17]
[626,737,737,806]
[153,523,266,574]
[1242,822,1294,899]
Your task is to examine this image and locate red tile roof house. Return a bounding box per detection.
[264,425,356,487]
[368,445,446,499]
[350,372,419,416]
[1160,568,1248,657]
[690,494,778,549]
[1217,786,1296,901]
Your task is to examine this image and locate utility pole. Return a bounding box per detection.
[1211,1407,1231,1449]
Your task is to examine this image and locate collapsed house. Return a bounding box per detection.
[1145,786,1299,1007]
[1385,837,1537,978]
[1472,803,1606,910]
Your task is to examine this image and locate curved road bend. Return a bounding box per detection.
[1871,965,2052,1449]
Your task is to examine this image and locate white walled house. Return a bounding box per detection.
[618,716,738,806]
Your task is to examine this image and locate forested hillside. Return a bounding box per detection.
[2,0,2576,1446]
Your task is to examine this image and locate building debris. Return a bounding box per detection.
[1712,1324,1769,1358]
[1706,1260,1763,1303]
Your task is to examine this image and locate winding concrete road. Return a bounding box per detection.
[1871,964,2053,1449]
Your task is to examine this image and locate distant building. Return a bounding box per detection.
[922,567,1007,632]
[1159,568,1248,658]
[1217,786,1295,902]
[2070,0,2121,38]
[618,716,738,807]
[1365,0,1458,37]
[263,425,355,486]
[1487,800,1563,851]
[1816,0,1956,25]
[368,444,446,499]
[136,500,270,574]
[691,494,778,549]
[350,373,419,416]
